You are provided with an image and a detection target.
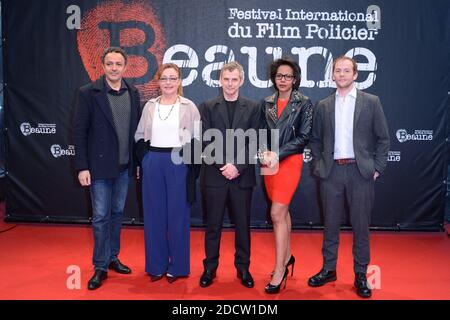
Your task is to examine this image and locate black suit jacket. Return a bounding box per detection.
[199,95,259,188]
[73,76,142,180]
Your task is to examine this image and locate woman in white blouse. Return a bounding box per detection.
[135,63,200,283]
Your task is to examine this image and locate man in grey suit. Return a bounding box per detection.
[308,56,390,298]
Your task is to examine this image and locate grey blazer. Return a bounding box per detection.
[310,89,390,180]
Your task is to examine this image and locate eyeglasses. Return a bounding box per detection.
[275,73,295,81]
[159,77,179,82]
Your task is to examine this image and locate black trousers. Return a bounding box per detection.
[203,184,253,271]
[321,163,374,274]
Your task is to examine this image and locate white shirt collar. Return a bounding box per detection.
[336,86,357,99]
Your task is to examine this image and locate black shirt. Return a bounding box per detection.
[225,99,237,126]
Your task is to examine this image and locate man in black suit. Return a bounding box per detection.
[199,61,259,288]
[73,47,141,290]
[308,56,390,298]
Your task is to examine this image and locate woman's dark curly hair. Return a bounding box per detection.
[270,57,302,91]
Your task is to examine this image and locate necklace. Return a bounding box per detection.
[157,97,177,121]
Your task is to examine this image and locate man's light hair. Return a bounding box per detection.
[333,55,358,74]
[220,61,244,80]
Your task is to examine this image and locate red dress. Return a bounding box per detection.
[263,98,303,205]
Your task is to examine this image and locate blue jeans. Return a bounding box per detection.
[90,170,130,271]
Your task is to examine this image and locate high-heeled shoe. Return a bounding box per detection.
[265,267,289,294]
[286,255,295,276]
[270,255,296,277]
[166,274,179,283]
[150,274,164,282]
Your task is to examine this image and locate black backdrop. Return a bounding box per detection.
[3,0,449,230]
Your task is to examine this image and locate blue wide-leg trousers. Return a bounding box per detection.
[142,150,190,277]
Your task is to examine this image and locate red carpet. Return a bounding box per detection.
[0,214,449,300]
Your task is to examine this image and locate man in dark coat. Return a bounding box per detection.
[199,61,260,289]
[73,47,141,290]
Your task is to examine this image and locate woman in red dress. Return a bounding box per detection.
[260,58,313,293]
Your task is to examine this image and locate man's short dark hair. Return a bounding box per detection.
[270,57,302,91]
[101,47,128,65]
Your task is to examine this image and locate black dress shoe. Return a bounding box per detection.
[108,259,131,274]
[354,273,372,298]
[87,270,107,290]
[237,269,254,288]
[199,269,216,288]
[307,269,337,287]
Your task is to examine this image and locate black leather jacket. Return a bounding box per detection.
[260,90,313,161]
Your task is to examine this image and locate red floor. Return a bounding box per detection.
[0,217,449,300]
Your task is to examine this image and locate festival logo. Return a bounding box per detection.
[396,129,433,143]
[51,144,75,158]
[387,151,401,162]
[77,0,167,100]
[20,123,56,136]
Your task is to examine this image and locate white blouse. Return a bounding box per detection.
[150,101,182,148]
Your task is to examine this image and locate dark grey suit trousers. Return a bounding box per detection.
[321,162,374,274]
